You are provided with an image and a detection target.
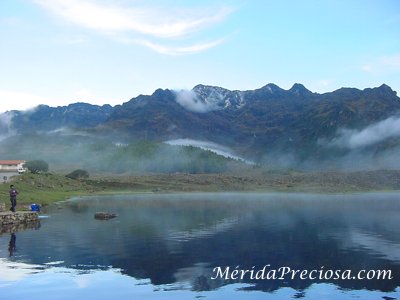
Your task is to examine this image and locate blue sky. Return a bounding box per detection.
[0,0,399,112]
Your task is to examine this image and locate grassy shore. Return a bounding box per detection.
[89,169,400,194]
[0,173,101,207]
[1,170,399,208]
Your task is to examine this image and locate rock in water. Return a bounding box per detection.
[94,212,117,220]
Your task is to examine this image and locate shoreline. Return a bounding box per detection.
[1,170,399,207]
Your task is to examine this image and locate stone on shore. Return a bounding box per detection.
[94,212,117,220]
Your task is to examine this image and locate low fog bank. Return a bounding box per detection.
[320,115,400,150]
[1,131,399,173]
[318,115,400,170]
[0,134,238,174]
[1,112,400,173]
[261,147,400,171]
[165,138,255,165]
[0,111,16,141]
[262,115,400,171]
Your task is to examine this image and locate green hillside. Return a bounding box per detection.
[0,135,242,174]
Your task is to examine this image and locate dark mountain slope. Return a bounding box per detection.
[9,102,113,133]
[2,83,399,163]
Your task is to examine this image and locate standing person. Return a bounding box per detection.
[9,184,18,212]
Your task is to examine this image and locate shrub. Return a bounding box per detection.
[24,160,49,174]
[66,169,90,180]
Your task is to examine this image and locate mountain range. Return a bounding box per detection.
[2,83,400,168]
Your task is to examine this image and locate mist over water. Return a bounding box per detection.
[0,193,399,299]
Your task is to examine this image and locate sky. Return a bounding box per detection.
[0,0,399,113]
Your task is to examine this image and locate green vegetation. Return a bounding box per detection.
[83,141,230,174]
[1,170,399,208]
[66,169,90,180]
[24,160,49,174]
[0,136,236,174]
[0,173,101,206]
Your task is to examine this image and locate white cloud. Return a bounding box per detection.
[174,89,217,113]
[324,116,400,149]
[0,90,54,112]
[127,37,226,56]
[33,0,234,54]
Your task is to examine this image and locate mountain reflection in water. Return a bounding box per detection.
[0,192,399,299]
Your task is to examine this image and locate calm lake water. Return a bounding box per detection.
[1,192,400,299]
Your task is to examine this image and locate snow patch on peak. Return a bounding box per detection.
[174,85,239,113]
[192,85,245,110]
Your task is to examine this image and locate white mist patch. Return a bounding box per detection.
[40,126,93,137]
[113,142,128,147]
[174,90,218,113]
[0,111,16,140]
[164,138,254,164]
[45,127,71,135]
[324,116,400,149]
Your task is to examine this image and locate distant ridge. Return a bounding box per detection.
[2,83,400,162]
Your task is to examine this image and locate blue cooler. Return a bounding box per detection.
[30,203,41,212]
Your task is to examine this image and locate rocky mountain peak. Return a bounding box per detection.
[362,84,397,99]
[289,83,312,95]
[261,83,284,93]
[376,84,397,96]
[192,84,243,110]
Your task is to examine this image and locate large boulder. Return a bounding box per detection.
[94,212,117,220]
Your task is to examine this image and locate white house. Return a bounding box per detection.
[0,160,26,172]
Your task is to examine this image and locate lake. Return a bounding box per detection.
[0,192,399,299]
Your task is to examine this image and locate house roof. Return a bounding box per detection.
[0,160,26,165]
